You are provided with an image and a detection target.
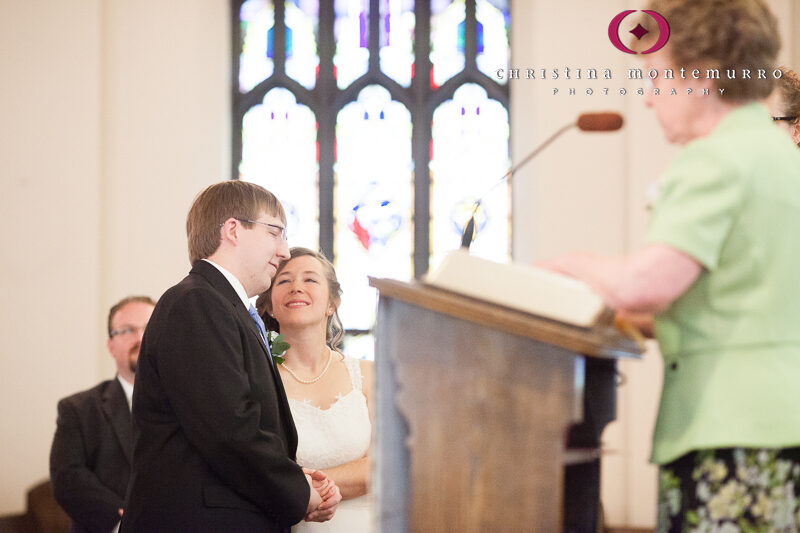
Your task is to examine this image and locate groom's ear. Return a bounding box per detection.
[219,217,240,244]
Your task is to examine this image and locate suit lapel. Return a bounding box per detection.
[191,261,273,357]
[234,304,272,361]
[276,377,298,457]
[103,379,133,463]
[231,303,299,455]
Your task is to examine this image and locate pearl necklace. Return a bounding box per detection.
[281,347,333,384]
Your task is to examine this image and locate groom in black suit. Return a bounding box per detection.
[121,181,339,532]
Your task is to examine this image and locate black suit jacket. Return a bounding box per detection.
[120,260,309,532]
[50,378,132,533]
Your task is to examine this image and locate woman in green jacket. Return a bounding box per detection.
[541,1,800,530]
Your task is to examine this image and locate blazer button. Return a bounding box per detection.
[669,361,678,371]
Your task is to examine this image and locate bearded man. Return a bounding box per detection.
[50,296,155,533]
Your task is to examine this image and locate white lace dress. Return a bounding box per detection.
[290,356,373,533]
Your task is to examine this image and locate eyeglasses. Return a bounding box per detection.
[110,326,146,338]
[772,116,798,122]
[234,218,288,241]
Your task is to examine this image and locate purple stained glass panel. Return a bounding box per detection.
[334,0,370,89]
[379,0,415,87]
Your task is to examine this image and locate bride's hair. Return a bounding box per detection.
[257,247,345,350]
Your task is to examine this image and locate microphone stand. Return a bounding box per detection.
[460,122,577,248]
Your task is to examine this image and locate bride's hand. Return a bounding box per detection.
[305,468,331,493]
[304,472,342,522]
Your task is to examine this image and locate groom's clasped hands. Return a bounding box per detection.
[303,467,342,522]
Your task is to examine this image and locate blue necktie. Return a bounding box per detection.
[247,304,275,368]
[247,303,270,354]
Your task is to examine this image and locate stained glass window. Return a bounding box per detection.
[233,0,511,360]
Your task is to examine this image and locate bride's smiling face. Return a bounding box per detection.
[270,255,334,330]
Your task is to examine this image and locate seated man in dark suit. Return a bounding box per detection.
[50,296,156,533]
[121,181,340,532]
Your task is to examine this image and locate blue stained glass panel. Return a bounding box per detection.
[239,0,275,92]
[240,88,320,249]
[334,0,370,89]
[334,86,413,330]
[430,0,465,88]
[430,83,510,269]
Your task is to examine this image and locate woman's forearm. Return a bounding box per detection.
[322,456,369,500]
[538,244,702,313]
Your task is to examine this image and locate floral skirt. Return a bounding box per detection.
[657,447,800,532]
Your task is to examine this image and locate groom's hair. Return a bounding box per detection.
[186,180,286,264]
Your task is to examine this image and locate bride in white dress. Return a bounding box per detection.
[258,247,373,533]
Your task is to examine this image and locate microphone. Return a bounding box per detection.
[576,112,624,132]
[459,112,624,248]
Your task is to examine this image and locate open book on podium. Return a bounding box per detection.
[424,249,614,329]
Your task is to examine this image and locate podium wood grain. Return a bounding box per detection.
[370,278,640,533]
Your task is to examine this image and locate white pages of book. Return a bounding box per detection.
[423,249,607,328]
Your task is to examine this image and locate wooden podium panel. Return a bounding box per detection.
[370,278,640,533]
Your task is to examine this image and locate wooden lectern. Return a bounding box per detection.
[369,278,641,533]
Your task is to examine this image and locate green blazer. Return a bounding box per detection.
[646,103,800,464]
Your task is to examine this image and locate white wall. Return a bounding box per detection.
[0,0,229,514]
[1,0,797,526]
[1,0,103,514]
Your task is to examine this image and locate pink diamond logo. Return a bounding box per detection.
[629,23,649,40]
